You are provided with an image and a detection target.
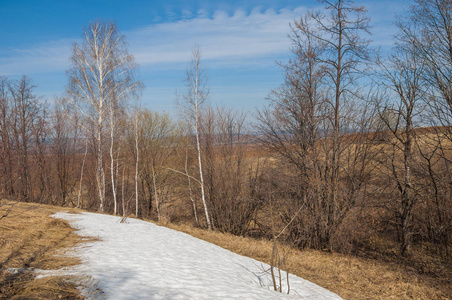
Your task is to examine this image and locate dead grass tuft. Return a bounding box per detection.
[0,200,84,299]
[11,276,83,300]
[48,218,72,229]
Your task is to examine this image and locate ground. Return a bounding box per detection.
[0,200,450,299]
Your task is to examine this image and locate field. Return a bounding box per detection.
[1,200,451,299]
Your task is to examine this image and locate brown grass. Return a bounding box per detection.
[0,200,85,299]
[164,222,451,300]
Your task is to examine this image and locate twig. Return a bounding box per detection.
[166,168,202,185]
[0,201,19,221]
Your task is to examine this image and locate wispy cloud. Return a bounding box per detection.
[0,39,73,76]
[0,3,407,77]
[128,7,307,69]
[367,1,411,49]
[0,7,308,76]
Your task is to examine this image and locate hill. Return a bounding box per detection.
[0,200,450,299]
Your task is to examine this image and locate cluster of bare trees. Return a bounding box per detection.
[176,48,264,233]
[1,0,451,260]
[255,0,452,257]
[256,0,375,251]
[0,76,49,203]
[375,0,452,257]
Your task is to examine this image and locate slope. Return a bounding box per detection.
[48,212,342,299]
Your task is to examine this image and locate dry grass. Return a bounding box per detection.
[0,200,85,299]
[165,222,451,300]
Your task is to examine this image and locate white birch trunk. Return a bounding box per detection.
[77,138,88,208]
[110,102,117,215]
[97,119,104,212]
[193,55,212,230]
[185,144,199,226]
[151,164,160,222]
[135,114,139,217]
[122,166,125,217]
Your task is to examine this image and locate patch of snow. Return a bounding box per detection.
[49,212,342,300]
[5,267,26,275]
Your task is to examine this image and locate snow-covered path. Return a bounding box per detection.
[50,212,342,299]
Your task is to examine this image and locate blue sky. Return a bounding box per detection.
[0,0,412,116]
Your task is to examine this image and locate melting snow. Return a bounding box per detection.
[48,212,342,299]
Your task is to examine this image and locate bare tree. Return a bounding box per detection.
[0,77,14,198]
[308,0,370,249]
[33,105,50,204]
[257,0,372,250]
[137,110,179,220]
[179,46,212,230]
[376,45,425,255]
[201,107,262,235]
[396,0,452,256]
[9,76,42,202]
[51,101,75,206]
[66,21,141,212]
[401,0,452,115]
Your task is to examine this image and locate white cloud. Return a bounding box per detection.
[197,9,209,19]
[0,7,308,76]
[0,3,405,77]
[181,9,194,19]
[366,1,411,49]
[0,39,73,76]
[128,7,307,68]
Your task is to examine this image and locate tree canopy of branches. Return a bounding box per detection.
[257,0,374,251]
[393,0,452,257]
[66,21,141,212]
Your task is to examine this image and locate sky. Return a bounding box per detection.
[0,0,412,117]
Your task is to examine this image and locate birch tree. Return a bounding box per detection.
[66,21,141,212]
[180,47,212,230]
